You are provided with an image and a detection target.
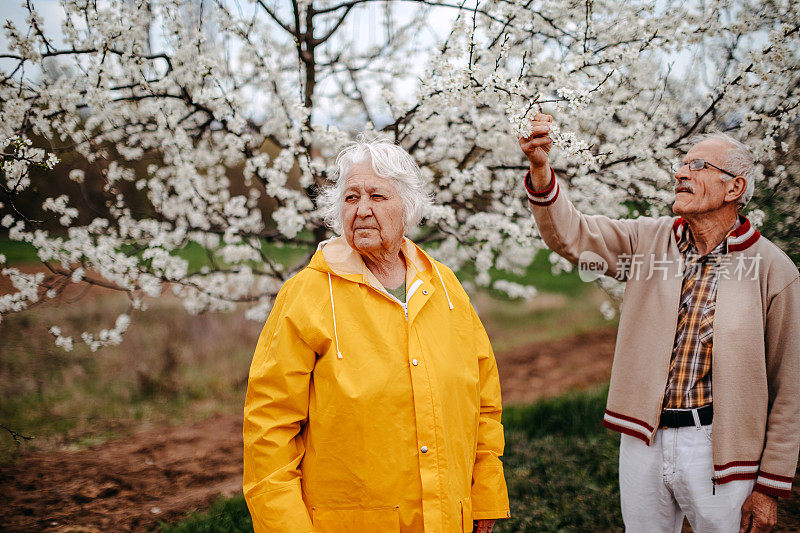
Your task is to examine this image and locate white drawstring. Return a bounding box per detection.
[431,262,454,310]
[328,273,343,359]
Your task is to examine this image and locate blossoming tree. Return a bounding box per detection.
[1,0,798,350]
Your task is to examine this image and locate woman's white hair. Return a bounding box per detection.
[317,135,432,234]
[693,132,757,209]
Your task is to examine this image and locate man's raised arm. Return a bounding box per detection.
[518,114,643,279]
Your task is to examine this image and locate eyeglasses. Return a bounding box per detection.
[672,159,738,178]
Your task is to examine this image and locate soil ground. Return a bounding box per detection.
[2,329,798,531]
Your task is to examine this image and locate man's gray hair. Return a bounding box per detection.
[693,132,757,209]
[318,136,432,234]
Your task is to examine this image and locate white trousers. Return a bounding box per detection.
[619,424,755,533]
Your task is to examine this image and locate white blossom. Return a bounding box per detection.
[0,0,796,350]
[493,279,538,300]
[273,206,306,239]
[747,208,766,229]
[49,326,75,352]
[600,300,617,320]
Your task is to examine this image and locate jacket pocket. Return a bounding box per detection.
[311,506,400,533]
[460,497,473,533]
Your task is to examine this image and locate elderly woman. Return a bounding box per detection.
[243,138,509,533]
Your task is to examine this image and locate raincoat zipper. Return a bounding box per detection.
[386,278,425,322]
[391,296,408,321]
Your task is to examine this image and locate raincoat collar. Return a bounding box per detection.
[311,236,432,291]
[309,236,455,359]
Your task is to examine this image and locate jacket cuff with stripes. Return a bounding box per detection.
[754,471,794,498]
[524,167,559,206]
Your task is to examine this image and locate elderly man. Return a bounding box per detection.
[519,114,799,533]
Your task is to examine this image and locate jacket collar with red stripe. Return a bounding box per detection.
[672,214,760,253]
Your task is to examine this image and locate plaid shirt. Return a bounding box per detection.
[662,221,739,410]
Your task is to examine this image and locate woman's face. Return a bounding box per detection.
[342,162,405,256]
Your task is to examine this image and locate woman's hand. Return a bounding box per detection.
[473,519,496,533]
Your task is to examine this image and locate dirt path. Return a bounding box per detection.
[2,329,798,531]
[0,415,243,532]
[497,328,618,404]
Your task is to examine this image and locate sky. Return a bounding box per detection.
[1,0,67,73]
[2,0,66,49]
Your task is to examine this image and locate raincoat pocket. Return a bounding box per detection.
[460,497,473,533]
[311,506,400,533]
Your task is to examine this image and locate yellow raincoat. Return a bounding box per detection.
[243,236,509,533]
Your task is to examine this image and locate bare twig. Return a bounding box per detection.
[0,424,34,445]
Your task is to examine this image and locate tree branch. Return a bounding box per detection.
[254,0,297,36]
[1,423,33,445]
[312,4,354,45]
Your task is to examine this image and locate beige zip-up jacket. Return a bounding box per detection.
[526,170,800,497]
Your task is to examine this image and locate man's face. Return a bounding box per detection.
[672,139,741,217]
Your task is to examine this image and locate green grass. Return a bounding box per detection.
[497,386,622,532]
[0,238,40,264]
[158,495,253,533]
[159,386,622,533]
[502,385,610,438]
